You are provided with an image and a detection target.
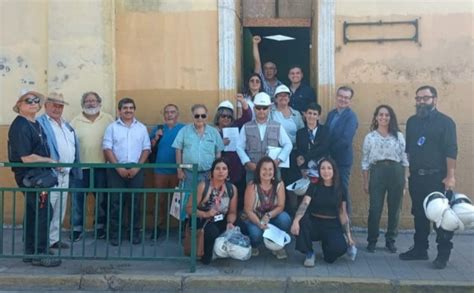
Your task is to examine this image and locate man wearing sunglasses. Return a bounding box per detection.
[237,92,293,182]
[173,104,224,189]
[400,85,458,270]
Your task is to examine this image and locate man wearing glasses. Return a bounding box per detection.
[237,92,293,182]
[399,85,457,270]
[173,104,224,189]
[326,86,359,215]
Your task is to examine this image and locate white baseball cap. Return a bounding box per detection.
[253,92,272,106]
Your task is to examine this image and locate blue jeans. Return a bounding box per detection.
[72,168,107,232]
[338,165,352,216]
[244,211,291,248]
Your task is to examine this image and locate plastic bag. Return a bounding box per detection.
[213,227,251,261]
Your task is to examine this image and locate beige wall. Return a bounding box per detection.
[333,0,473,226]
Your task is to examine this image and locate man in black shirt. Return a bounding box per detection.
[399,85,457,269]
[8,90,61,267]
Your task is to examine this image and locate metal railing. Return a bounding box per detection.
[0,162,199,272]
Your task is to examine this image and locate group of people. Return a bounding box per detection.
[7,35,458,271]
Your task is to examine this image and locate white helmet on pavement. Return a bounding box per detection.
[423,192,450,228]
[263,224,291,251]
[440,208,464,231]
[286,178,310,196]
[451,193,474,229]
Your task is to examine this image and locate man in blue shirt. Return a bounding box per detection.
[149,104,184,238]
[288,65,317,113]
[326,86,358,215]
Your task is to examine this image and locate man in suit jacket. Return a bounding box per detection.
[326,86,358,215]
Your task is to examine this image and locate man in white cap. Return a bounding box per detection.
[237,92,293,182]
[38,92,81,249]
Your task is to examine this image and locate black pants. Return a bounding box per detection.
[107,169,144,239]
[295,215,347,263]
[18,180,52,254]
[409,174,454,257]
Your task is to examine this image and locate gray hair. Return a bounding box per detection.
[81,91,102,107]
[191,104,208,113]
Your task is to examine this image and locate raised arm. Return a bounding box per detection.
[252,35,262,74]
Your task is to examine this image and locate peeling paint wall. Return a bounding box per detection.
[334,0,473,226]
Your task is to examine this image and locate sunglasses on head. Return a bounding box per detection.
[255,106,269,111]
[194,113,207,119]
[24,97,41,105]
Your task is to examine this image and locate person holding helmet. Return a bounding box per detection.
[236,92,292,183]
[214,95,252,211]
[400,85,458,270]
[291,158,354,267]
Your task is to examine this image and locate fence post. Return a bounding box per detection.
[0,190,3,254]
[190,164,198,273]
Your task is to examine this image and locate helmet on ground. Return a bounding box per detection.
[451,193,474,229]
[423,192,450,228]
[227,242,251,261]
[440,208,464,231]
[218,100,234,111]
[286,178,310,196]
[263,238,284,251]
[263,224,291,251]
[213,236,229,258]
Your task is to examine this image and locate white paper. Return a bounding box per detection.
[263,224,290,247]
[266,146,289,168]
[222,127,239,152]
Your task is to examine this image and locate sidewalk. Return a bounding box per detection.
[0,230,473,292]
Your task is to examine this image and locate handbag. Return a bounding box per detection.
[22,168,58,188]
[183,220,207,257]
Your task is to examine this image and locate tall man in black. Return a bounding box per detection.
[399,85,457,269]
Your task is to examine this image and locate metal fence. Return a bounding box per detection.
[0,162,200,272]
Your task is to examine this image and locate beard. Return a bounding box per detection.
[83,105,101,116]
[416,104,434,118]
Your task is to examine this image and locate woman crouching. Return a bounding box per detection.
[291,157,355,267]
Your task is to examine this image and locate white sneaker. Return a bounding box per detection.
[273,249,287,260]
[304,253,315,267]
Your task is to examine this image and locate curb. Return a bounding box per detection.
[0,274,473,292]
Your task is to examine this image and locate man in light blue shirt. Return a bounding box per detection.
[103,97,151,246]
[172,104,224,189]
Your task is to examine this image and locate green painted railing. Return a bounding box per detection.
[0,162,199,272]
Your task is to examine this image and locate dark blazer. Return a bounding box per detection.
[326,108,358,167]
[295,124,330,169]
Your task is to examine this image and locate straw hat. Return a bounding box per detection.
[45,92,69,105]
[12,89,45,113]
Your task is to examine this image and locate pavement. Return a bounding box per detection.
[0,229,473,292]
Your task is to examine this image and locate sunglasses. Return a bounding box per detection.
[255,106,269,111]
[220,114,232,119]
[24,97,41,105]
[194,114,207,119]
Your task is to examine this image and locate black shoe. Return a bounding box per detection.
[151,227,162,240]
[366,242,376,253]
[433,257,448,269]
[96,229,106,240]
[31,255,61,267]
[23,251,54,263]
[70,231,82,242]
[110,238,120,247]
[399,246,428,260]
[50,241,70,249]
[385,242,397,253]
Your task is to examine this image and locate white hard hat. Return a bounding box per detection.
[227,242,251,261]
[451,193,474,230]
[440,208,464,231]
[218,100,234,111]
[423,192,450,228]
[274,85,291,98]
[263,238,284,251]
[263,224,291,251]
[213,236,229,258]
[253,92,272,106]
[286,178,310,196]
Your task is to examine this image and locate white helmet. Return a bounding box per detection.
[218,100,234,111]
[263,224,291,251]
[286,178,310,196]
[423,192,450,228]
[264,238,285,251]
[440,208,464,231]
[451,193,474,229]
[213,237,229,258]
[274,85,291,98]
[227,242,251,261]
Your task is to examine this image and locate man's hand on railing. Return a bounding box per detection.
[128,168,140,179]
[116,167,129,178]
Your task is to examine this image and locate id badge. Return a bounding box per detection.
[214,214,224,222]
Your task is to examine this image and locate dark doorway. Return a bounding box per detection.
[243,27,311,88]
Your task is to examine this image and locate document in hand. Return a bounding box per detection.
[223,127,239,151]
[266,146,289,168]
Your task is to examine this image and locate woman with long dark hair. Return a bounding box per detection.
[291,158,354,267]
[236,73,263,119]
[361,105,408,253]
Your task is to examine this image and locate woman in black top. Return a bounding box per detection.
[290,158,354,267]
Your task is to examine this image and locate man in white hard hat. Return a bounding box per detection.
[237,92,292,182]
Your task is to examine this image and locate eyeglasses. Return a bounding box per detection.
[414,96,434,102]
[194,114,207,119]
[337,94,352,100]
[249,79,261,83]
[220,114,232,119]
[255,106,269,111]
[24,97,41,104]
